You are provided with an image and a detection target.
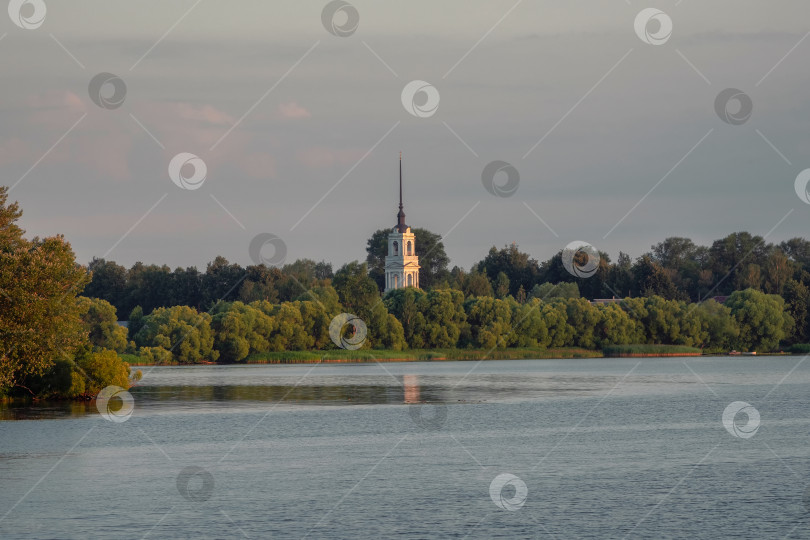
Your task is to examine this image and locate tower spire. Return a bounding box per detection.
[399,152,403,210]
[396,152,408,232]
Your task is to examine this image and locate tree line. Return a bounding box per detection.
[1,185,807,399]
[85,228,810,345]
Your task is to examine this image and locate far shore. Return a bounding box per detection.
[124,346,791,367]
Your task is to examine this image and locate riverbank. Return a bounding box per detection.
[126,347,603,365]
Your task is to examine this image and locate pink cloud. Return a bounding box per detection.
[297,147,364,169]
[240,152,277,179]
[27,90,86,128]
[278,101,311,119]
[173,103,234,125]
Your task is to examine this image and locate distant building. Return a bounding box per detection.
[591,297,622,305]
[710,296,729,304]
[384,155,420,293]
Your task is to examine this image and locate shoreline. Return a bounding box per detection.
[124,348,779,367]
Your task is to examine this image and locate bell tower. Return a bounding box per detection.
[384,154,420,293]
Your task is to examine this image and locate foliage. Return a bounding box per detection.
[0,187,90,392]
[603,344,701,356]
[134,305,219,364]
[725,289,793,352]
[77,296,128,353]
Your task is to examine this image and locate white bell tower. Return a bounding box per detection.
[384,154,420,293]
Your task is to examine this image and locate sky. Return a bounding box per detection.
[2,0,809,272]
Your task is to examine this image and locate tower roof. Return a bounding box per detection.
[396,153,409,233]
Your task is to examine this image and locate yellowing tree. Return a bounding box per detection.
[0,187,90,393]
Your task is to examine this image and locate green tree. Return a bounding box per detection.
[528,282,580,300]
[725,289,793,352]
[210,301,273,362]
[463,297,513,348]
[84,258,128,312]
[202,256,245,308]
[782,279,810,343]
[462,271,494,298]
[694,299,738,351]
[494,271,511,299]
[134,305,219,364]
[476,243,540,296]
[594,303,643,346]
[333,261,380,319]
[565,298,601,349]
[77,297,128,353]
[0,187,90,393]
[511,299,551,348]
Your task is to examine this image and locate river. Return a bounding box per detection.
[1,356,809,539]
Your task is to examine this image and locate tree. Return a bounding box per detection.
[494,271,510,299]
[84,258,128,312]
[528,282,580,300]
[462,271,494,298]
[77,297,128,353]
[28,347,134,399]
[134,305,219,364]
[708,232,770,294]
[511,299,551,348]
[476,243,540,296]
[366,228,450,290]
[763,249,794,295]
[565,298,601,349]
[632,256,683,300]
[332,261,380,320]
[202,256,245,308]
[595,303,643,346]
[210,302,273,362]
[463,297,513,348]
[0,187,90,393]
[694,300,738,351]
[726,289,793,352]
[782,279,810,343]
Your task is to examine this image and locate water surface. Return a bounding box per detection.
[1,357,809,538]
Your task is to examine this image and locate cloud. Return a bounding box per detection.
[278,101,311,119]
[296,147,364,169]
[173,103,235,125]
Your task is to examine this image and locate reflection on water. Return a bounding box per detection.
[403,374,420,403]
[3,356,810,421]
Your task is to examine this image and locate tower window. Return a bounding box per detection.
[407,241,412,256]
[407,273,413,286]
[393,241,398,255]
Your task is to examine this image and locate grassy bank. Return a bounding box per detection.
[603,344,702,357]
[127,347,603,366]
[244,347,604,363]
